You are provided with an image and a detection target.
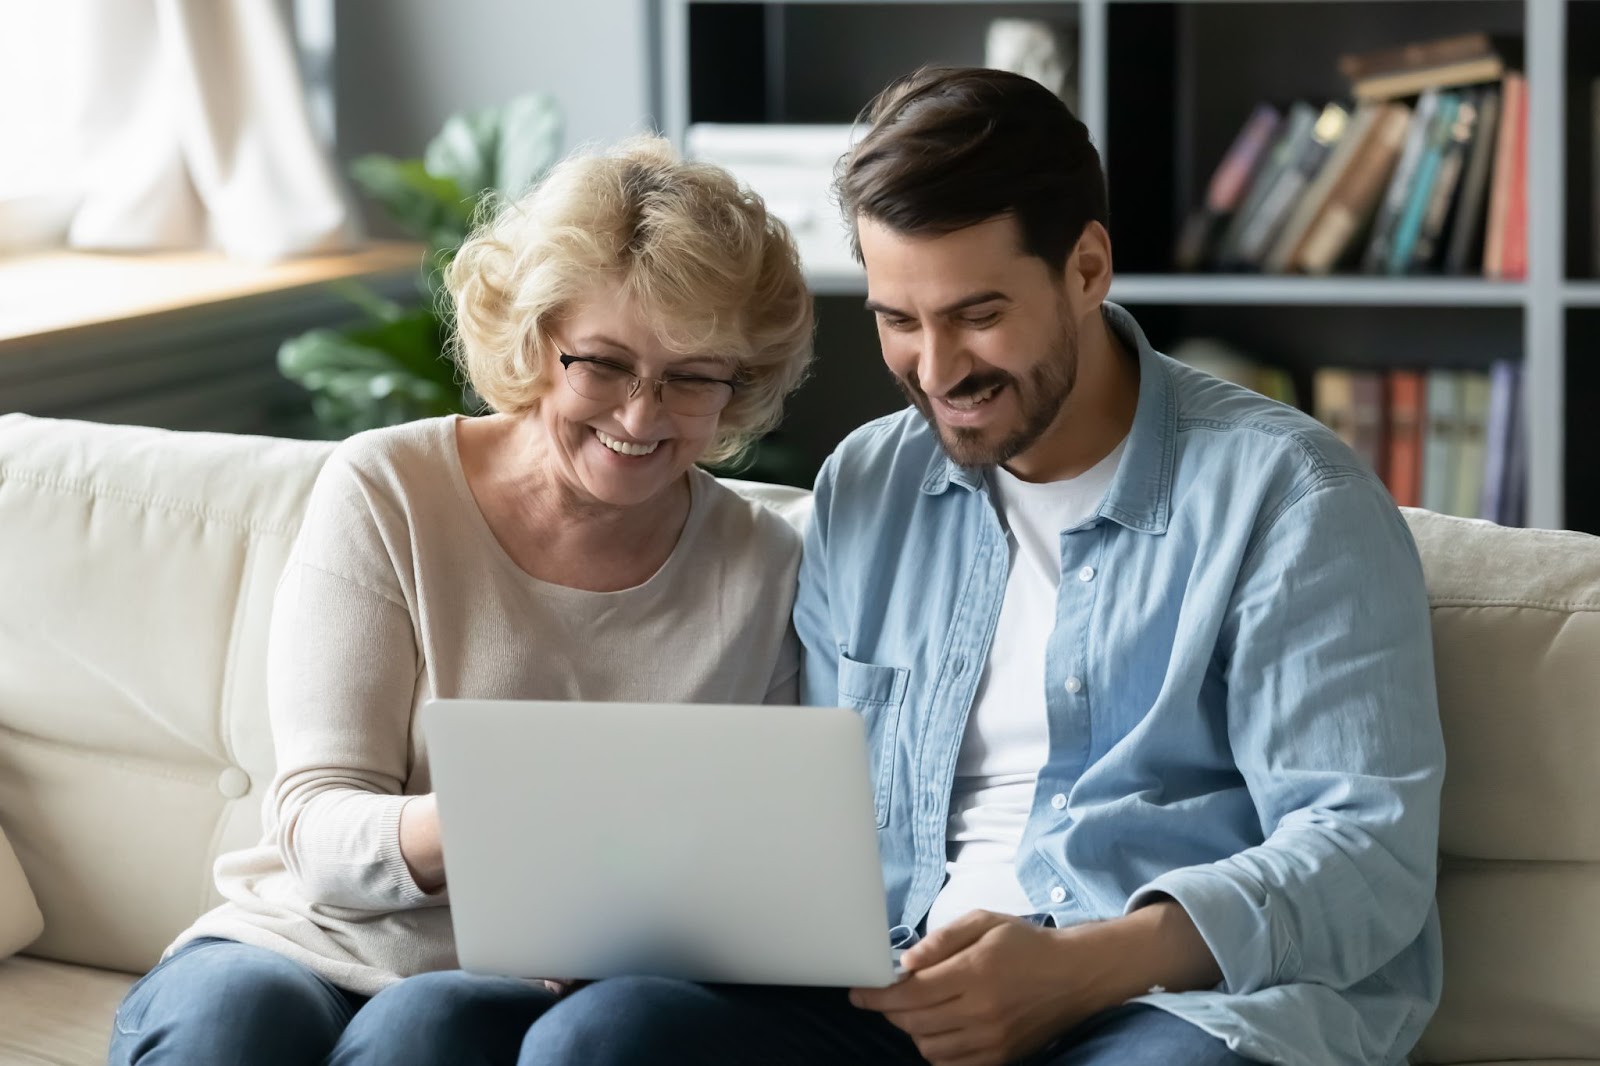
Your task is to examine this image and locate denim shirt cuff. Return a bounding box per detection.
[1125,865,1296,995]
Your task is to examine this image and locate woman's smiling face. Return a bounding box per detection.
[538,287,736,510]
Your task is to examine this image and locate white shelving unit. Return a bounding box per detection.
[661,0,1594,529]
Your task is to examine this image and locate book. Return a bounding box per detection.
[1363,91,1441,273]
[1214,102,1319,269]
[1297,103,1412,273]
[1233,103,1350,268]
[1500,77,1529,280]
[1264,103,1378,273]
[1451,371,1492,518]
[1410,88,1481,271]
[1387,370,1426,508]
[1312,368,1386,479]
[1314,368,1357,448]
[1338,32,1495,83]
[1483,73,1525,278]
[1174,104,1282,272]
[1354,55,1506,102]
[1422,369,1462,514]
[1443,85,1501,274]
[1503,366,1527,526]
[1387,92,1461,274]
[1350,372,1388,481]
[1479,359,1517,522]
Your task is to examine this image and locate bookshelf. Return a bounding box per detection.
[661,0,1596,532]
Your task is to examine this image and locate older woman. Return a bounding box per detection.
[107,136,813,1066]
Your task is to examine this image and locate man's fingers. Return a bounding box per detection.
[881,1002,969,1039]
[902,910,1007,971]
[851,969,965,1014]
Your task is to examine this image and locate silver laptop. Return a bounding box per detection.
[422,698,899,988]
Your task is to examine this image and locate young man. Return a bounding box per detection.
[796,66,1444,1065]
[522,67,1443,1066]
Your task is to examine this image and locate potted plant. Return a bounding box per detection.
[278,94,562,436]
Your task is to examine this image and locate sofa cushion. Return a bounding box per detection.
[0,414,334,973]
[1402,509,1600,1063]
[0,955,133,1065]
[0,824,43,960]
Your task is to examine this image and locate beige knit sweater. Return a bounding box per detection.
[171,416,802,994]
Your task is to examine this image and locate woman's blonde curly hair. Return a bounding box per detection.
[445,135,814,466]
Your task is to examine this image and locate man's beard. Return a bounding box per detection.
[896,317,1079,468]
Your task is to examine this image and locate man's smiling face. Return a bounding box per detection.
[859,214,1080,469]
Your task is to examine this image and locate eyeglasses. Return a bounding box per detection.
[558,354,739,417]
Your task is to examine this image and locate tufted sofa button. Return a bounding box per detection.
[217,767,252,799]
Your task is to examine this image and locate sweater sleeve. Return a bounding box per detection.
[264,559,438,911]
[261,444,440,912]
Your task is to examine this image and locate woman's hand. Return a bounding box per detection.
[399,794,447,893]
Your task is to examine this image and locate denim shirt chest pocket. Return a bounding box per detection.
[836,654,908,828]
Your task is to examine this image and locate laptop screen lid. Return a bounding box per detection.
[422,699,896,988]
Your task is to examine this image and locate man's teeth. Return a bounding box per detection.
[944,383,1003,410]
[596,429,659,456]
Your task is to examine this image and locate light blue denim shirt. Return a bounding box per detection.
[795,303,1445,1066]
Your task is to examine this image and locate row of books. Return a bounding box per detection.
[1313,363,1525,525]
[1176,32,1526,279]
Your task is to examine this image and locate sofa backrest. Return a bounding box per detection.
[1404,509,1600,1063]
[0,415,1596,1060]
[0,414,333,975]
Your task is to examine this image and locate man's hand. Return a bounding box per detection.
[540,978,591,996]
[849,901,1223,1066]
[848,911,1110,1066]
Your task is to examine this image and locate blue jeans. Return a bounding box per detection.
[519,975,1257,1065]
[108,938,559,1065]
[109,939,1255,1065]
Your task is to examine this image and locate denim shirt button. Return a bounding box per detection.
[1064,676,1083,694]
[1049,885,1068,904]
[1078,566,1096,582]
[1050,792,1067,810]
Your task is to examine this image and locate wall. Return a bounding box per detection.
[333,0,656,174]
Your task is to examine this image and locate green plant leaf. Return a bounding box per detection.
[345,310,453,385]
[493,94,563,198]
[349,156,473,242]
[424,108,500,200]
[278,327,464,437]
[326,280,406,323]
[285,94,563,439]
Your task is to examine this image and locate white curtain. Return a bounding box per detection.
[67,0,356,260]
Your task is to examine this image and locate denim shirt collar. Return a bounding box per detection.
[919,301,1174,536]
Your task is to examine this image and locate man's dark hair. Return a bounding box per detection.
[835,66,1108,274]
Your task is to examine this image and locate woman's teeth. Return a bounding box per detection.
[596,429,660,457]
[944,383,1003,410]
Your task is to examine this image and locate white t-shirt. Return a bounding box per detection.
[926,438,1127,932]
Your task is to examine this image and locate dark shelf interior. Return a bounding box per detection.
[689,1,1078,125]
[1568,1,1600,279]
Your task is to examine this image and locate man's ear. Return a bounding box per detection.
[1066,221,1114,311]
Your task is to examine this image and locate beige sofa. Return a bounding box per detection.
[0,411,1595,1065]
